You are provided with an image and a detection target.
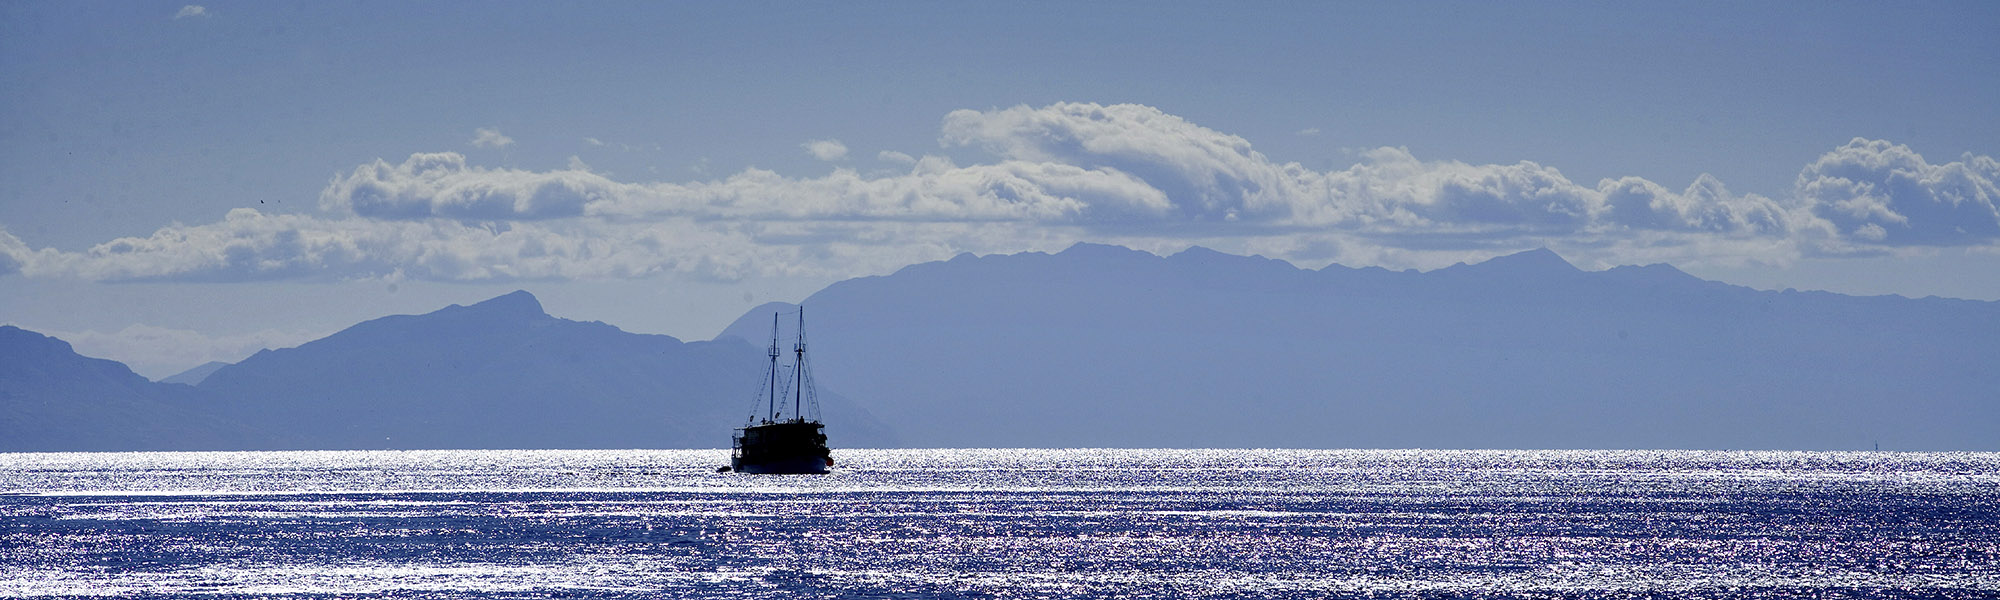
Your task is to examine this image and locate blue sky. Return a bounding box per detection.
[2,1,1997,378]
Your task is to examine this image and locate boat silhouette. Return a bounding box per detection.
[727,309,833,474]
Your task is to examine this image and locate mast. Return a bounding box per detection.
[766,311,780,423]
[791,307,805,422]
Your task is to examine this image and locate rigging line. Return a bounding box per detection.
[774,369,798,419]
[742,353,781,426]
[795,348,821,421]
[802,372,822,421]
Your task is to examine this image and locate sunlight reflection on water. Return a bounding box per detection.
[3,449,1998,598]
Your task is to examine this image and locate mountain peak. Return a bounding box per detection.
[1602,262,1701,286]
[466,290,546,316]
[1168,245,1229,260]
[1462,247,1576,273]
[1,325,75,356]
[1056,242,1152,259]
[1,325,146,388]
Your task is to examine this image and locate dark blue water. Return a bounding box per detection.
[3,449,1996,598]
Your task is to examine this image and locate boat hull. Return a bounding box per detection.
[731,455,832,475]
[731,420,832,475]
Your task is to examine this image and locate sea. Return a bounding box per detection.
[2,449,1996,599]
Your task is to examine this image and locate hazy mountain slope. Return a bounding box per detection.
[720,244,1998,450]
[0,326,270,451]
[159,361,230,386]
[197,291,895,450]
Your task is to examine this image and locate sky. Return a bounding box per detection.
[2,1,1997,379]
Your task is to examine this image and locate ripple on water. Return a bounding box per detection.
[2,449,1997,598]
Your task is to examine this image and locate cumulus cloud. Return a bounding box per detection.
[7,102,1994,284]
[943,103,1292,220]
[935,103,1831,242]
[8,207,803,283]
[1793,138,2000,246]
[173,5,207,19]
[1606,175,1834,250]
[316,149,1169,225]
[470,127,515,149]
[596,158,1169,223]
[320,152,624,220]
[0,227,26,276]
[802,139,848,161]
[1327,147,1604,231]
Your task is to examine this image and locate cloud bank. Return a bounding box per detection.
[4,103,1995,283]
[1796,138,2000,245]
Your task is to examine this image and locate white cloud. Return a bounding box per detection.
[0,226,26,276]
[878,150,916,164]
[173,5,207,19]
[1296,128,1320,136]
[1793,138,2000,247]
[320,152,619,220]
[6,207,782,283]
[470,127,515,149]
[802,139,848,161]
[592,158,1169,223]
[1326,147,1604,230]
[6,102,1994,285]
[315,150,1169,225]
[935,103,1823,240]
[1603,175,1787,234]
[943,103,1288,219]
[583,137,605,146]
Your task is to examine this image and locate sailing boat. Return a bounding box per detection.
[729,308,833,474]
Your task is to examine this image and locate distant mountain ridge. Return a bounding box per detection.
[1,326,270,451]
[720,244,1998,450]
[2,292,895,451]
[195,290,895,450]
[8,245,1996,451]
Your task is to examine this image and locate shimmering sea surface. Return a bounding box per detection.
[3,449,1997,599]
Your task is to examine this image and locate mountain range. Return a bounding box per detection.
[5,244,1995,451]
[718,244,1996,450]
[3,292,895,451]
[1,326,269,451]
